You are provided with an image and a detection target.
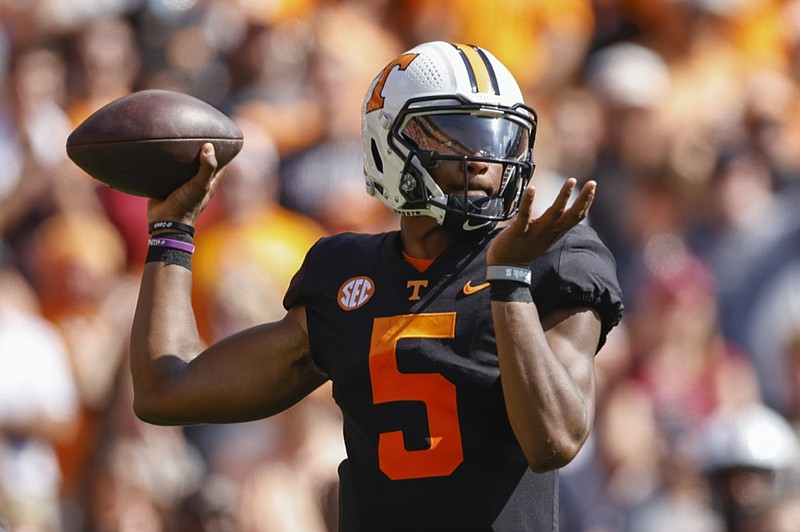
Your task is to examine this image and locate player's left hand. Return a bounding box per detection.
[487,178,596,267]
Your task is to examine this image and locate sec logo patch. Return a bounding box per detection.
[338,276,375,310]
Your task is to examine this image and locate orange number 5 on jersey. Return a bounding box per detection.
[369,313,464,480]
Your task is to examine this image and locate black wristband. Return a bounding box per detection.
[148,220,196,237]
[145,231,193,270]
[490,280,533,302]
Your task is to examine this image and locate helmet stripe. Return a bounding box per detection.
[452,43,498,95]
[451,43,478,92]
[472,46,500,95]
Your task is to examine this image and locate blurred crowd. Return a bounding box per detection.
[1,0,800,531]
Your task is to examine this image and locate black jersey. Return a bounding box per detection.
[284,224,623,532]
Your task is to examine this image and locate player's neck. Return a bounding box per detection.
[400,215,459,260]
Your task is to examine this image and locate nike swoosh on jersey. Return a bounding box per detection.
[463,280,491,295]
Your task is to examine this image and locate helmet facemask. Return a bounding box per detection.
[388,96,537,236]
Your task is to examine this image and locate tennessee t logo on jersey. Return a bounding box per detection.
[407,280,428,301]
[338,276,375,310]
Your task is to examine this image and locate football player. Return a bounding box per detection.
[130,41,623,531]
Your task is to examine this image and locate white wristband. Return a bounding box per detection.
[486,265,532,286]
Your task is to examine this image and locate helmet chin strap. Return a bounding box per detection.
[441,195,503,236]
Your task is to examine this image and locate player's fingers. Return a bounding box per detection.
[178,143,218,201]
[557,178,577,210]
[200,143,223,193]
[568,180,596,222]
[542,178,576,222]
[200,143,218,172]
[514,184,536,230]
[196,143,218,186]
[154,144,218,219]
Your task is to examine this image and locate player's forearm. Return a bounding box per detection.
[129,262,203,421]
[492,300,593,472]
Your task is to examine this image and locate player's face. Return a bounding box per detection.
[429,158,505,197]
[401,113,528,197]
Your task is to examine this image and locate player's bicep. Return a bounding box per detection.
[135,306,327,425]
[542,306,602,396]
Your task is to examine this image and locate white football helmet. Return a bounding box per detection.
[699,403,800,523]
[361,41,537,234]
[700,403,800,475]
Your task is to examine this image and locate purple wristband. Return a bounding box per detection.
[148,237,195,254]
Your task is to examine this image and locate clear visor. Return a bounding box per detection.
[401,113,530,160]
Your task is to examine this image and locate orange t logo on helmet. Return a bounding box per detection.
[366,53,418,113]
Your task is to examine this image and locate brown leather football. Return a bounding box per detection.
[66,89,244,199]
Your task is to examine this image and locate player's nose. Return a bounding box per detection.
[465,158,490,176]
[465,168,501,195]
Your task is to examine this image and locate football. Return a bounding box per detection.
[66,89,244,199]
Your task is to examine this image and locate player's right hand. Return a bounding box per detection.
[487,177,596,267]
[147,142,221,228]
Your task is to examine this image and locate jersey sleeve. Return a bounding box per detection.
[283,244,312,312]
[530,224,624,351]
[283,232,335,312]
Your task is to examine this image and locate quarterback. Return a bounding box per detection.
[130,41,623,531]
